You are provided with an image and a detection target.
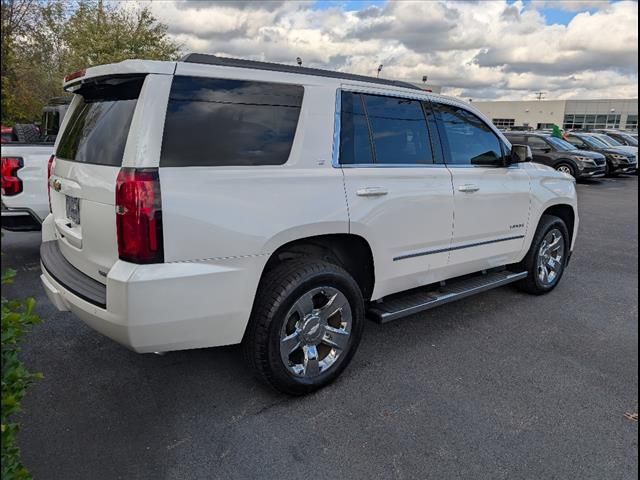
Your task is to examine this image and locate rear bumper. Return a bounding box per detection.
[40,239,266,353]
[1,202,42,231]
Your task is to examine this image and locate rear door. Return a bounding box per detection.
[50,74,169,283]
[431,101,531,276]
[339,90,454,299]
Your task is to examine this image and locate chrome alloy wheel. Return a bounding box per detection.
[537,228,565,286]
[557,165,572,175]
[279,287,352,378]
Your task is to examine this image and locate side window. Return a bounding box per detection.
[433,103,504,166]
[506,135,525,145]
[160,77,303,167]
[527,136,550,150]
[362,94,433,164]
[339,92,374,165]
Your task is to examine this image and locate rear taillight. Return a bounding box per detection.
[47,155,55,211]
[115,168,164,264]
[1,157,24,196]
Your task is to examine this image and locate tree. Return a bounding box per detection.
[1,0,181,123]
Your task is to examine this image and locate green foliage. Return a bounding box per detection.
[1,267,42,480]
[1,0,181,123]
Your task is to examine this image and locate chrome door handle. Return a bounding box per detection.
[458,184,480,193]
[356,187,388,197]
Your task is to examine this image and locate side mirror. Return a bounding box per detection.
[510,144,533,163]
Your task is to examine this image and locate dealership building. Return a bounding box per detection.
[471,98,638,131]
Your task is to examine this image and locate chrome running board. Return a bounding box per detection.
[367,270,527,324]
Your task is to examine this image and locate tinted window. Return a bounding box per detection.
[363,94,433,164]
[41,111,60,139]
[546,136,577,151]
[566,136,586,148]
[56,76,144,166]
[339,92,374,164]
[581,135,609,148]
[161,77,303,167]
[434,103,503,166]
[527,136,550,150]
[505,134,526,145]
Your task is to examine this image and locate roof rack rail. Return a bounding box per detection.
[180,53,423,91]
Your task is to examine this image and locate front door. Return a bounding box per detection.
[431,101,531,276]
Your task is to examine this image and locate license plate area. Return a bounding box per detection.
[66,196,80,225]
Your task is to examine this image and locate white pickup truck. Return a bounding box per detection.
[40,56,578,395]
[1,99,69,231]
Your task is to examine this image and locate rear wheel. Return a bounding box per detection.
[514,214,569,295]
[243,259,364,395]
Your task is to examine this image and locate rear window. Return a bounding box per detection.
[56,76,144,166]
[160,76,304,167]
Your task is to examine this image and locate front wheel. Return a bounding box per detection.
[243,259,365,395]
[555,163,576,178]
[514,214,570,295]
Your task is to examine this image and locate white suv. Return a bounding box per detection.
[40,54,578,395]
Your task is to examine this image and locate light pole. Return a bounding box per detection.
[377,64,383,78]
[296,57,302,67]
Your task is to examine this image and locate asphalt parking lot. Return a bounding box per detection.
[3,176,638,480]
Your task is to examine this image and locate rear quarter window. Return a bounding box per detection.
[56,76,144,166]
[160,77,304,167]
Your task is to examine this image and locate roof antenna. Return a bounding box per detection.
[377,64,383,78]
[296,57,302,67]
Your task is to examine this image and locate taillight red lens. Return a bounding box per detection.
[47,155,55,212]
[1,157,24,196]
[115,168,164,264]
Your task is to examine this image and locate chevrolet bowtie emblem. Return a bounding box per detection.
[52,179,62,192]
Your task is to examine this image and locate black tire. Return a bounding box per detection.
[12,124,40,143]
[243,258,365,395]
[555,162,576,178]
[514,214,570,295]
[605,161,618,177]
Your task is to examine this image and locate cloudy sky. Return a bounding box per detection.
[142,0,638,100]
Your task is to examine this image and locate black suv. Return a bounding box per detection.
[504,132,606,179]
[565,132,637,176]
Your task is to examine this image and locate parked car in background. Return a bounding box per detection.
[565,132,637,175]
[591,129,639,147]
[583,132,638,162]
[1,98,70,231]
[504,132,605,179]
[40,55,578,395]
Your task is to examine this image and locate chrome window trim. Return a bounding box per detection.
[341,163,448,169]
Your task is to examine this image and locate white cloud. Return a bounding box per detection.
[140,0,638,100]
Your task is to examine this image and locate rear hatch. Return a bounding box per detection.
[50,75,145,284]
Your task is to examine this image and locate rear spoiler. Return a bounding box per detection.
[63,60,176,91]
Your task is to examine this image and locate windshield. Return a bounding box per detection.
[546,136,577,151]
[617,133,638,146]
[594,134,622,147]
[581,135,610,149]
